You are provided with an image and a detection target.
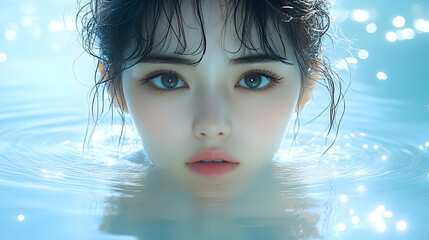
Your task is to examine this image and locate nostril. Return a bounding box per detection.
[199,132,225,137]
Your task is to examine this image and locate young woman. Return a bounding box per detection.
[77,0,343,178]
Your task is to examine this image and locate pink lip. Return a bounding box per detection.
[186,149,239,176]
[186,149,239,164]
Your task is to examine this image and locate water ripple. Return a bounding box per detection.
[0,101,147,193]
[274,125,429,201]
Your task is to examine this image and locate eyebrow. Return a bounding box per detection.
[138,54,293,65]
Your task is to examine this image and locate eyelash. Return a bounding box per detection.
[139,69,283,95]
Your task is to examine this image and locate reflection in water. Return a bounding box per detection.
[100,152,321,239]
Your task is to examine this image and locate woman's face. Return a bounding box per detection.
[118,1,310,178]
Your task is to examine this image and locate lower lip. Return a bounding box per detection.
[186,161,239,176]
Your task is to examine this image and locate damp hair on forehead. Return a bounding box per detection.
[125,1,295,64]
[76,0,346,154]
[101,1,299,68]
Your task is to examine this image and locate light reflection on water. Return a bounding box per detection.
[1,0,429,239]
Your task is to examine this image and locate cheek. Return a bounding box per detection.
[257,105,292,131]
[235,93,298,145]
[241,103,293,145]
[124,85,189,144]
[131,101,188,144]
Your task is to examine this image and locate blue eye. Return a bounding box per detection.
[237,73,271,89]
[236,71,282,92]
[150,72,186,89]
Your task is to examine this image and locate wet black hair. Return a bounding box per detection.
[76,0,345,153]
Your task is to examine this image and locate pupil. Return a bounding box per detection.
[244,74,261,88]
[162,73,178,88]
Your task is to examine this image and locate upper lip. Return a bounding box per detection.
[186,149,239,164]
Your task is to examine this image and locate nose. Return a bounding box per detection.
[192,92,231,141]
[195,127,229,139]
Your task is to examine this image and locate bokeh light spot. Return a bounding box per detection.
[403,28,415,39]
[376,221,386,232]
[392,16,405,27]
[377,72,388,80]
[0,53,7,63]
[337,223,346,231]
[366,23,377,33]
[414,18,429,32]
[352,9,370,22]
[396,221,407,231]
[358,49,369,59]
[386,32,397,42]
[5,29,17,41]
[377,205,386,213]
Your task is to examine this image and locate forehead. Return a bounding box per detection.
[127,0,295,62]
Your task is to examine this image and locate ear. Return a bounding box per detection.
[98,62,129,113]
[295,75,318,112]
